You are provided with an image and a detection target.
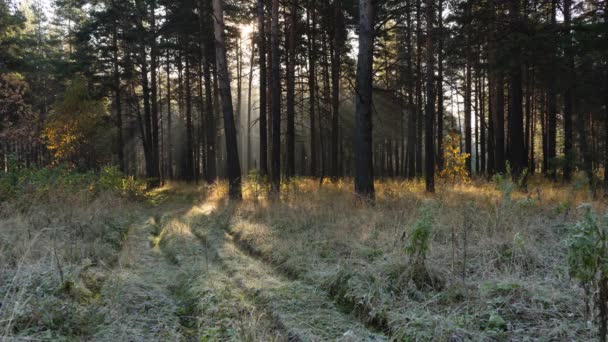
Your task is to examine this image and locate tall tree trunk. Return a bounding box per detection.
[524,64,532,171]
[406,0,416,178]
[308,0,317,177]
[437,0,444,171]
[546,0,558,178]
[415,0,423,177]
[198,0,216,182]
[488,0,504,173]
[212,0,242,199]
[354,0,375,199]
[184,51,195,181]
[111,6,124,173]
[166,48,173,179]
[563,0,574,181]
[150,0,160,186]
[136,0,154,182]
[247,32,255,172]
[480,66,486,175]
[258,0,268,176]
[508,0,526,177]
[236,35,243,171]
[270,0,281,192]
[464,1,472,175]
[286,0,297,178]
[604,0,608,187]
[330,0,343,179]
[425,0,435,192]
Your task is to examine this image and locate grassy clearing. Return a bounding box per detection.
[1,170,601,341]
[225,175,599,340]
[0,182,141,339]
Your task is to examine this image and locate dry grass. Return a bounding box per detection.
[0,189,140,339]
[1,174,602,340]
[227,174,602,340]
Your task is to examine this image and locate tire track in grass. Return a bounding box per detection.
[189,203,387,341]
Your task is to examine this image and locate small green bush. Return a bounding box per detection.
[567,204,608,341]
[406,204,435,267]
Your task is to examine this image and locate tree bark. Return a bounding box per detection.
[425,0,435,192]
[437,0,444,171]
[111,4,124,173]
[286,0,297,178]
[258,0,268,176]
[546,0,558,179]
[354,0,375,199]
[270,0,281,192]
[415,0,423,177]
[184,50,195,181]
[464,1,472,175]
[508,0,526,177]
[563,0,574,181]
[330,0,343,179]
[213,0,242,199]
[308,0,317,177]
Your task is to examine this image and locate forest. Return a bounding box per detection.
[1,0,608,340]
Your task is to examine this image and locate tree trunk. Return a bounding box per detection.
[270,0,281,192]
[213,0,242,199]
[258,0,268,176]
[330,0,343,179]
[415,0,423,177]
[563,0,574,181]
[406,0,416,178]
[425,0,435,192]
[166,48,173,179]
[286,0,297,178]
[308,0,317,177]
[464,1,472,175]
[111,8,124,173]
[184,51,195,181]
[508,0,526,177]
[150,0,160,186]
[546,0,557,179]
[354,0,375,199]
[437,0,444,171]
[247,32,255,172]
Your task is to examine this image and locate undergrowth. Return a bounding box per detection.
[228,175,599,340]
[0,165,143,339]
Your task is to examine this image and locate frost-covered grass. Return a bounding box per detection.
[227,174,600,340]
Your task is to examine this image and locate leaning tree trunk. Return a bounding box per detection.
[354,0,375,199]
[212,0,242,199]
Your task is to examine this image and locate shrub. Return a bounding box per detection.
[406,204,435,267]
[567,204,608,341]
[439,130,470,183]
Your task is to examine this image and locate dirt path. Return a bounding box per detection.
[92,195,386,341]
[92,216,184,341]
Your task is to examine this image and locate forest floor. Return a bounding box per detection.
[1,176,602,341]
